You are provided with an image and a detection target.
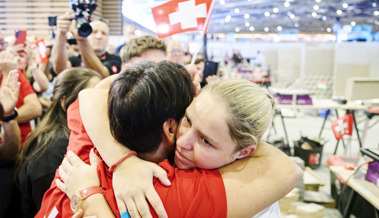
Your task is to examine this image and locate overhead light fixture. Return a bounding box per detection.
[336,10,342,15]
[284,2,290,7]
[327,27,331,32]
[264,12,270,17]
[234,8,240,14]
[290,14,295,19]
[375,11,379,16]
[375,20,379,25]
[245,22,250,27]
[250,26,255,31]
[277,26,282,31]
[244,13,250,19]
[264,27,269,32]
[312,12,317,17]
[235,27,240,32]
[273,8,279,13]
[322,16,327,21]
[315,0,321,2]
[225,15,231,22]
[351,21,356,26]
[313,5,319,10]
[373,3,377,7]
[342,3,348,8]
[220,0,225,6]
[294,23,299,27]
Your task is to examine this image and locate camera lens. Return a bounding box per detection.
[76,18,92,37]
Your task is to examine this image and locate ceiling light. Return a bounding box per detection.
[273,8,279,13]
[245,22,250,27]
[375,20,379,25]
[327,27,331,32]
[234,8,240,14]
[294,23,299,27]
[235,27,240,32]
[264,27,269,32]
[244,13,250,19]
[284,2,290,7]
[322,16,327,21]
[290,14,295,19]
[342,3,348,8]
[313,5,319,10]
[225,15,231,22]
[351,21,356,26]
[277,26,283,31]
[250,26,255,31]
[337,10,342,15]
[220,0,225,5]
[373,3,377,7]
[315,0,321,2]
[375,11,379,16]
[312,12,317,17]
[264,12,271,17]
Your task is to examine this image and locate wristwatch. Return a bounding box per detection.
[70,186,103,213]
[2,108,18,122]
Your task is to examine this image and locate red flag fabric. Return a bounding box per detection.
[151,0,214,38]
[331,114,353,140]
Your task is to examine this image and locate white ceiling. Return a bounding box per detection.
[122,0,379,33]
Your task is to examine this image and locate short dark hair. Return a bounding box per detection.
[108,61,195,153]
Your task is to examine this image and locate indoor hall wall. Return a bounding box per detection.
[0,0,122,39]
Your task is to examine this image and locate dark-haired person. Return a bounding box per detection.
[51,11,121,77]
[15,68,101,217]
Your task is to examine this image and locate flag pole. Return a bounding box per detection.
[190,0,216,65]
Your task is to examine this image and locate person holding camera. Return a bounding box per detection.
[51,11,121,78]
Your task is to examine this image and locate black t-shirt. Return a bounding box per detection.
[69,52,122,75]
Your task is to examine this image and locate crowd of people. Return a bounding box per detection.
[0,8,302,218]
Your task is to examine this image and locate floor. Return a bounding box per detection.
[264,108,379,218]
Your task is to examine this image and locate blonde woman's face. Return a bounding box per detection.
[175,91,240,170]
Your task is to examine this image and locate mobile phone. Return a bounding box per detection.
[15,29,27,45]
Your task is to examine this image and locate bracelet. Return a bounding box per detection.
[109,151,137,173]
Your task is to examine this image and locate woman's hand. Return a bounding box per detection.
[56,149,100,200]
[112,156,170,218]
[0,69,20,116]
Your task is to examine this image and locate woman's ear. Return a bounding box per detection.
[162,118,178,144]
[236,144,256,159]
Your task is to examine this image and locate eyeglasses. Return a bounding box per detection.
[170,49,182,54]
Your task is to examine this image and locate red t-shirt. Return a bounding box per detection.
[0,71,35,145]
[36,99,227,218]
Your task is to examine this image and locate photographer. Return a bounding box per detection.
[51,10,121,78]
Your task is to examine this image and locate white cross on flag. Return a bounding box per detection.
[151,0,214,38]
[331,114,353,140]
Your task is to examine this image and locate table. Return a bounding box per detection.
[329,165,379,218]
[274,99,366,154]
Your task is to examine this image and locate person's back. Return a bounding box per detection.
[16,68,101,217]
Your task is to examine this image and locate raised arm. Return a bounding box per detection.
[220,142,302,217]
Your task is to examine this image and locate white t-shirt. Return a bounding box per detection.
[252,201,281,218]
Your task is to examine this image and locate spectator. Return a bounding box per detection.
[166,40,184,65]
[114,24,136,56]
[0,69,22,218]
[51,11,121,78]
[16,67,101,218]
[232,49,243,65]
[0,51,42,146]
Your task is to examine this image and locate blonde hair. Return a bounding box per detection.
[120,35,166,64]
[202,79,276,149]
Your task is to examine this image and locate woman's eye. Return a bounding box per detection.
[202,137,212,147]
[185,116,191,125]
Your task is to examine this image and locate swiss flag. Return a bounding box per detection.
[331,114,353,140]
[151,0,214,38]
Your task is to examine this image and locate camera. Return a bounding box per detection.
[70,0,98,37]
[48,16,57,27]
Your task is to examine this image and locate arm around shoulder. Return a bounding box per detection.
[220,141,302,218]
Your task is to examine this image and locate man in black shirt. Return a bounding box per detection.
[51,11,121,78]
